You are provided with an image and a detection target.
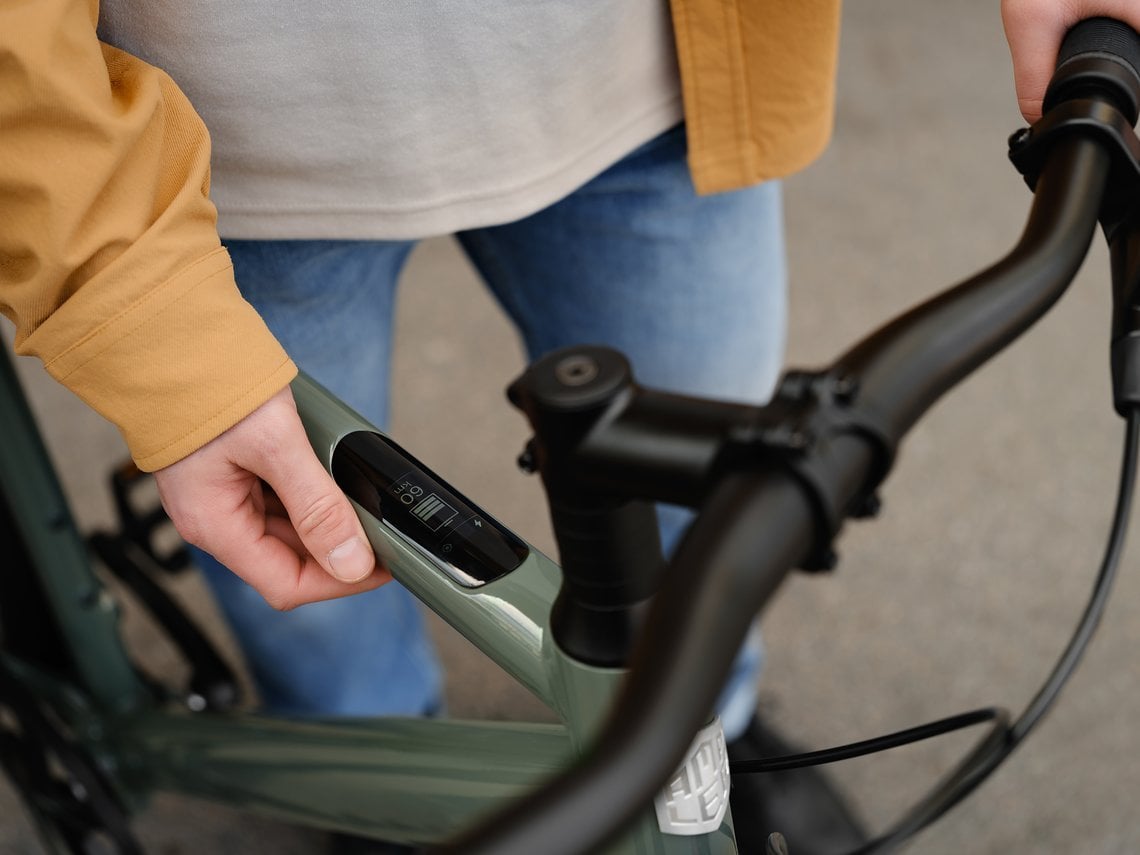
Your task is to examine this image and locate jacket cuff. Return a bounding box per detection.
[27,248,297,471]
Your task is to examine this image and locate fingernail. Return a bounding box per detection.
[327,537,374,583]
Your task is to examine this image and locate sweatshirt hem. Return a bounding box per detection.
[214,101,685,240]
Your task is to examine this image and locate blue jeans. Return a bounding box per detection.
[198,125,784,738]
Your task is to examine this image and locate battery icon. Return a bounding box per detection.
[410,493,458,531]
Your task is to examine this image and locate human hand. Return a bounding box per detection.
[1002,0,1140,122]
[154,387,388,610]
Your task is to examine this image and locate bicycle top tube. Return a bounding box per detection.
[439,19,1140,855]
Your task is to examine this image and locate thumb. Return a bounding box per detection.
[262,441,377,583]
[242,397,377,584]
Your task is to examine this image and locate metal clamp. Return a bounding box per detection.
[1009,98,1140,235]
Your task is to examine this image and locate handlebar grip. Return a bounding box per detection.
[1046,17,1140,122]
[1057,17,1140,76]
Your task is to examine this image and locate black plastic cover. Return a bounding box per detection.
[331,432,529,587]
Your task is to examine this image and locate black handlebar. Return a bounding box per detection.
[438,18,1140,855]
[837,135,1108,442]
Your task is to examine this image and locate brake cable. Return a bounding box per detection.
[732,409,1140,854]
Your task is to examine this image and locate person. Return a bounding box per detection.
[1001,0,1140,123]
[2,1,1132,851]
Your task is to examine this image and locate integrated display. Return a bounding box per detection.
[331,431,529,587]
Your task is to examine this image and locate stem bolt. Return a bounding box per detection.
[554,354,600,387]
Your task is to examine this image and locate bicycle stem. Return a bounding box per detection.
[443,17,1140,849]
[450,134,1116,855]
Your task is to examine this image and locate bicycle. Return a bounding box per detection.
[5,14,1140,855]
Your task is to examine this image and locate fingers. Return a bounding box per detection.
[1002,0,1140,123]
[253,415,380,585]
[155,387,390,610]
[192,476,388,610]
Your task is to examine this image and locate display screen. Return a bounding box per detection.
[331,431,529,587]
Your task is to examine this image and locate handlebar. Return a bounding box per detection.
[837,134,1107,441]
[438,18,1140,855]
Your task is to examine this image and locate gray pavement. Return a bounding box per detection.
[5,1,1140,851]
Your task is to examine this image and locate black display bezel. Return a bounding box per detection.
[331,431,530,587]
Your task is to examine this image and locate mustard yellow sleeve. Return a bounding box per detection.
[0,0,296,471]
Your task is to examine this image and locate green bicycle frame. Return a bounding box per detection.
[0,350,737,853]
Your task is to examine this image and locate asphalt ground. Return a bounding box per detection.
[5,1,1140,852]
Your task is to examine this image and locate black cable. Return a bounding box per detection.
[730,707,1008,774]
[729,410,1139,853]
[1010,409,1140,744]
[843,408,1140,854]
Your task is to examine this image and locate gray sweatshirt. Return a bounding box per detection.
[97,1,682,239]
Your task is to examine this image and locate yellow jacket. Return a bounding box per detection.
[1,0,840,471]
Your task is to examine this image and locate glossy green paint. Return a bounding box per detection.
[291,373,738,852]
[365,523,564,709]
[0,361,736,852]
[110,710,573,844]
[537,647,742,853]
[0,349,142,713]
[295,372,596,716]
[541,632,625,749]
[109,707,735,853]
[614,817,739,855]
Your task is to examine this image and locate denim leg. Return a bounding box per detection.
[457,125,785,738]
[194,238,445,717]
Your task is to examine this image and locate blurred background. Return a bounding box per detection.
[5,1,1140,851]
